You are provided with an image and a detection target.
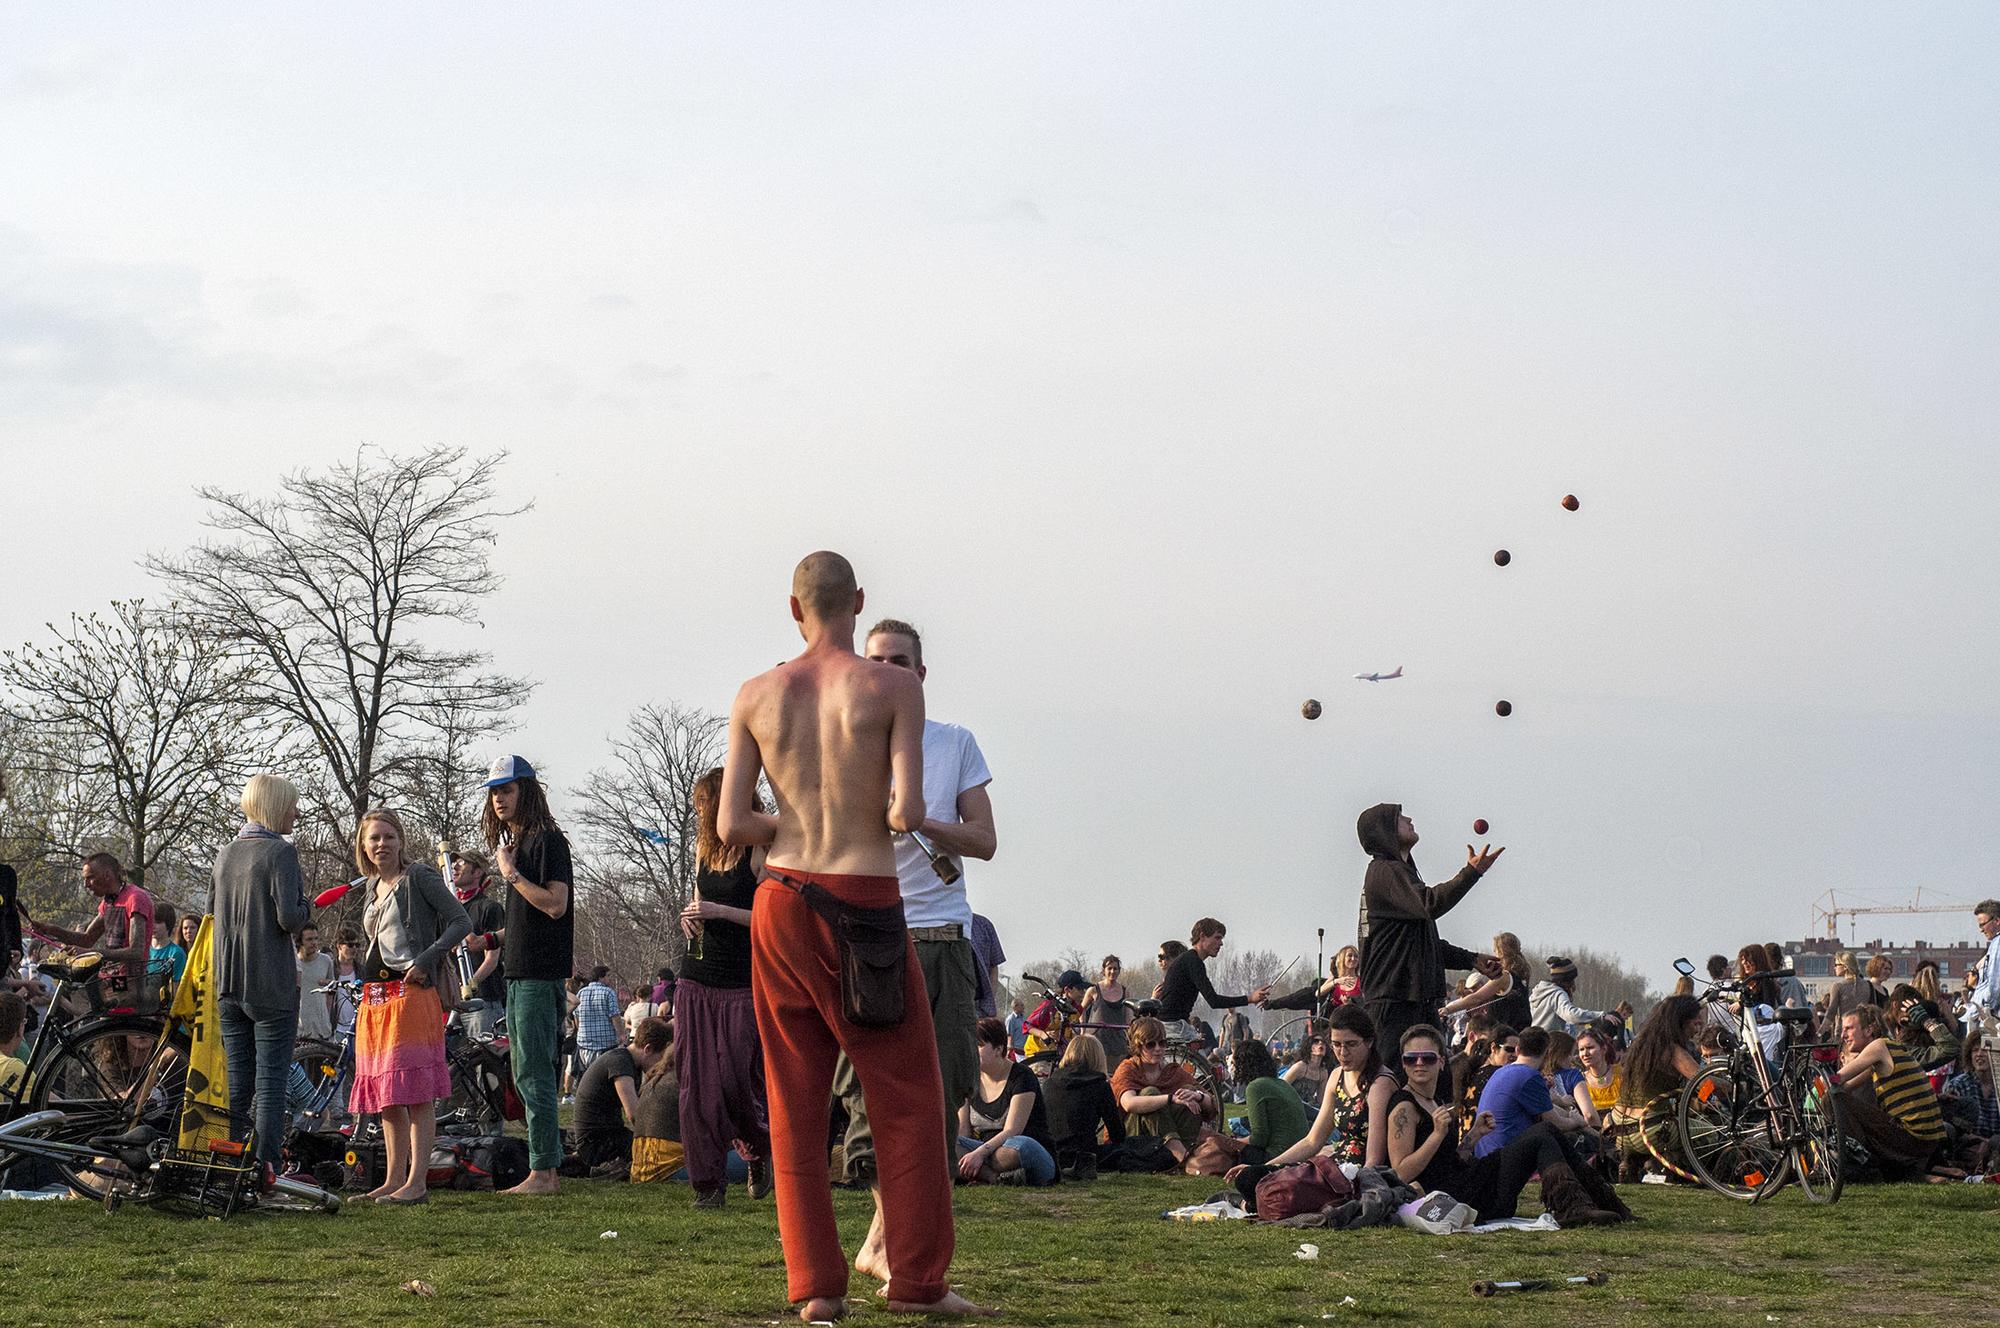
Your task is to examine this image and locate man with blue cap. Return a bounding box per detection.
[467,754,574,1194]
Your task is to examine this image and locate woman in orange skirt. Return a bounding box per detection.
[352,808,470,1204]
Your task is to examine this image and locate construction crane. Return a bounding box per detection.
[1811,889,1973,942]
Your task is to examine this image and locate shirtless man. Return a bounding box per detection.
[722,551,990,1322]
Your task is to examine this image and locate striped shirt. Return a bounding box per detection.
[1872,1039,1946,1142]
[575,981,623,1052]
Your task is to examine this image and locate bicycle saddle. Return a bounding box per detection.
[38,951,103,983]
[87,1122,164,1172]
[1133,999,1162,1018]
[1772,1007,1816,1025]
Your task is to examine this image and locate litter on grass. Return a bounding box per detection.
[1295,1243,1320,1260]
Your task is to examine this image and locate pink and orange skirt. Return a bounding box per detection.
[349,980,452,1113]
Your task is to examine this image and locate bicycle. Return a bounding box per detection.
[1015,974,1226,1111]
[1671,956,1845,1204]
[1,950,190,1199]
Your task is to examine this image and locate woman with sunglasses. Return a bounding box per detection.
[1386,1025,1631,1225]
[1112,1016,1211,1164]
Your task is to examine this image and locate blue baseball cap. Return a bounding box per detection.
[484,755,537,787]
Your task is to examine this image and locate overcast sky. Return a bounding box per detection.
[5,6,1997,992]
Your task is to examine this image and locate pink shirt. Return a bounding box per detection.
[96,883,156,988]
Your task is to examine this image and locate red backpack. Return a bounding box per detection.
[1255,1156,1354,1222]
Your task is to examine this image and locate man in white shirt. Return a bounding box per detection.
[836,619,997,1285]
[1966,900,2000,1037]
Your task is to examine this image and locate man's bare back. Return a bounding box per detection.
[726,647,924,876]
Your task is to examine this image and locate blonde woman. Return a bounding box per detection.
[1442,932,1531,1030]
[211,773,309,1165]
[351,808,470,1203]
[1318,945,1363,1007]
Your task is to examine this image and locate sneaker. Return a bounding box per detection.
[747,1156,773,1200]
[996,1167,1028,1186]
[693,1186,726,1209]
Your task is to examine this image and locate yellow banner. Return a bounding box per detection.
[169,916,231,1152]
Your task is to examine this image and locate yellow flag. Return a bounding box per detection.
[169,916,231,1152]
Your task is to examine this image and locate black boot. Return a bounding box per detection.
[1539,1162,1621,1227]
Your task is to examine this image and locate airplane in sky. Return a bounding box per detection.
[1354,666,1404,682]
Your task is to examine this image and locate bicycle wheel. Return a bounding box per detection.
[1676,1057,1787,1201]
[1788,1063,1844,1205]
[1021,1050,1061,1081]
[292,1038,343,1126]
[1165,1044,1225,1122]
[1264,1014,1328,1055]
[27,1016,188,1199]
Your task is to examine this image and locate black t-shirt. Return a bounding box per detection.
[503,829,575,982]
[969,1060,1052,1151]
[462,889,506,999]
[1157,948,1248,1024]
[678,858,756,990]
[575,1047,637,1134]
[1387,1086,1467,1193]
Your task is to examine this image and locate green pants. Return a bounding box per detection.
[835,937,978,1182]
[507,978,565,1172]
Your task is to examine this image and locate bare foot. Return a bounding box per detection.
[500,1170,560,1195]
[853,1195,890,1282]
[798,1296,846,1323]
[886,1290,998,1317]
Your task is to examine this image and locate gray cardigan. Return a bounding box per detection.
[360,862,470,985]
[212,832,310,1013]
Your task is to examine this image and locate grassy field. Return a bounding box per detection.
[2,1172,1995,1327]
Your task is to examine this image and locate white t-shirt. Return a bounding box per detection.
[894,720,991,929]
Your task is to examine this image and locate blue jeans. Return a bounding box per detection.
[958,1134,1057,1186]
[218,994,297,1166]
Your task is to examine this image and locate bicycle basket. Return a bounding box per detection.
[152,1138,263,1219]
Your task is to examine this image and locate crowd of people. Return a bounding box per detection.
[4,551,1999,1321]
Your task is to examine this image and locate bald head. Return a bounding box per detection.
[792,551,860,624]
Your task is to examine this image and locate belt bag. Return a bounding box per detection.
[768,872,909,1028]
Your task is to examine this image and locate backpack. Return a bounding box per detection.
[427,1135,531,1190]
[1255,1156,1355,1223]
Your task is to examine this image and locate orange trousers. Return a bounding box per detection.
[751,870,953,1306]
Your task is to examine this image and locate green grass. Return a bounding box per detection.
[1,1173,1995,1327]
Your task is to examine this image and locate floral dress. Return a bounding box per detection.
[1324,1069,1395,1164]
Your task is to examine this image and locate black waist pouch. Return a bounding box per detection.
[767,871,909,1028]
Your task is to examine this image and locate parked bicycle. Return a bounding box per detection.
[1016,973,1226,1109]
[0,949,189,1199]
[1671,955,1845,1204]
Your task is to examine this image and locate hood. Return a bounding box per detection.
[0,863,16,908]
[1356,803,1404,859]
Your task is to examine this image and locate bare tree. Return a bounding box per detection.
[392,689,495,862]
[570,702,726,971]
[146,446,532,841]
[0,600,261,895]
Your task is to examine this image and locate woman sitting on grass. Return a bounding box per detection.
[959,1016,1058,1185]
[1231,1038,1307,1167]
[1614,994,1703,1181]
[629,1016,684,1183]
[1112,1016,1213,1165]
[1281,1032,1332,1110]
[1261,1003,1397,1169]
[1385,1025,1631,1225]
[1041,1033,1123,1180]
[1886,983,1960,1072]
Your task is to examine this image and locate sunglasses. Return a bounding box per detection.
[1133,1040,1163,1050]
[1401,1051,1441,1066]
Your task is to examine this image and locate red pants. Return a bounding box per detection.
[751,870,953,1306]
